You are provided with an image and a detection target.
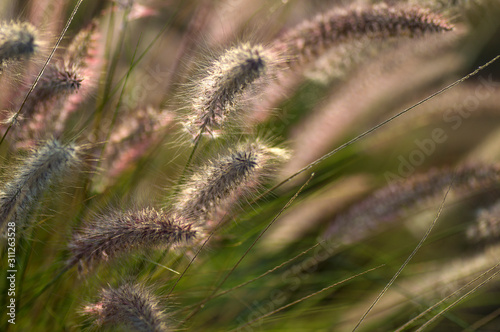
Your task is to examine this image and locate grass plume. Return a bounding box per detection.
[184,43,272,140]
[22,63,82,117]
[325,164,500,244]
[0,21,38,67]
[68,207,199,271]
[274,3,453,67]
[175,139,289,224]
[83,282,169,332]
[0,139,80,232]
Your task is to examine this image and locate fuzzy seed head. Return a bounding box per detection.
[64,21,99,69]
[98,108,173,189]
[0,21,37,65]
[325,164,500,244]
[20,63,83,120]
[53,66,82,92]
[68,208,198,270]
[276,4,453,66]
[0,140,80,231]
[41,64,82,95]
[185,43,271,139]
[84,282,168,332]
[176,140,289,223]
[467,201,500,243]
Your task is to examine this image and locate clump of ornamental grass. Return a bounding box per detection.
[0,139,81,232]
[0,21,38,67]
[273,3,453,67]
[183,43,274,140]
[174,138,289,224]
[83,282,169,332]
[2,1,499,331]
[67,207,199,272]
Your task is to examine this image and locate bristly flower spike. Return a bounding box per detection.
[83,282,169,332]
[175,139,289,223]
[467,200,500,243]
[21,63,83,119]
[63,20,99,69]
[324,164,500,244]
[184,43,273,140]
[67,207,199,272]
[274,3,453,67]
[0,21,38,66]
[0,139,80,232]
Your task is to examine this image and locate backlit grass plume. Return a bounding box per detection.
[0,21,38,67]
[67,207,199,271]
[56,20,103,136]
[184,43,272,140]
[252,3,455,132]
[0,139,80,232]
[324,164,500,244]
[63,20,99,69]
[175,139,289,223]
[274,3,453,67]
[6,22,95,145]
[467,200,500,243]
[22,63,83,119]
[83,282,169,332]
[10,63,83,147]
[97,107,173,190]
